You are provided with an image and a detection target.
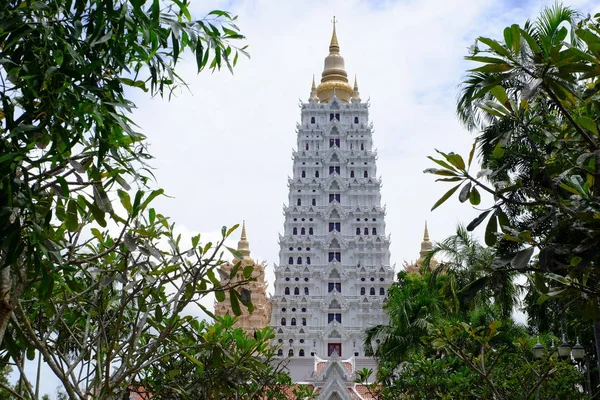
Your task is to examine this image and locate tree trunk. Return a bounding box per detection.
[593,322,600,384]
[0,264,13,347]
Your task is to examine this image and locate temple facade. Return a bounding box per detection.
[268,22,395,398]
[214,222,271,333]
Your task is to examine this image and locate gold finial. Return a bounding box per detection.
[317,18,353,103]
[330,16,339,52]
[423,221,429,241]
[353,75,358,91]
[237,220,251,259]
[312,74,316,91]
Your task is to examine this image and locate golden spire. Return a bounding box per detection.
[309,74,319,102]
[329,17,339,52]
[316,17,354,103]
[352,74,361,103]
[420,221,432,258]
[237,220,251,259]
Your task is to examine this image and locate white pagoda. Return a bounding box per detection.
[269,21,394,396]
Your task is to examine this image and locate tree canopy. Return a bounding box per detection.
[0,0,296,399]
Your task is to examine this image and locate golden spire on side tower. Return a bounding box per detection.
[420,221,432,258]
[316,16,354,103]
[309,74,319,102]
[352,74,361,103]
[237,220,251,259]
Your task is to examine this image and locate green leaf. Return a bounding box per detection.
[503,26,513,49]
[431,184,461,211]
[65,199,79,232]
[243,265,253,279]
[459,182,472,203]
[155,305,163,323]
[490,85,511,110]
[229,288,241,316]
[492,141,505,159]
[467,141,476,167]
[510,247,535,270]
[466,210,491,231]
[445,153,466,170]
[574,115,598,136]
[485,213,498,246]
[214,289,225,302]
[471,63,512,73]
[510,24,520,53]
[478,37,513,58]
[138,189,164,215]
[118,190,133,214]
[469,187,481,205]
[519,28,543,54]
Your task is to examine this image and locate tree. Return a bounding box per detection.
[365,271,583,399]
[424,225,519,318]
[0,0,284,399]
[425,3,600,381]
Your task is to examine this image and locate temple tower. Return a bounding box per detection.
[269,21,394,390]
[215,222,271,333]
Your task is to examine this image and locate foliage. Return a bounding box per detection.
[365,271,584,399]
[137,315,316,400]
[425,3,600,310]
[423,225,519,318]
[0,0,290,399]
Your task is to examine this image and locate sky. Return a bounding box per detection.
[25,0,600,397]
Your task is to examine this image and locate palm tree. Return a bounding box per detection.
[423,225,520,319]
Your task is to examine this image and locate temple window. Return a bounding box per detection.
[312,198,316,206]
[372,227,377,235]
[356,227,360,235]
[335,113,340,121]
[293,228,297,235]
[302,318,307,326]
[297,199,302,206]
[304,287,309,295]
[277,349,283,356]
[380,287,385,295]
[328,222,341,232]
[328,283,341,292]
[297,257,302,264]
[370,287,375,295]
[364,171,368,178]
[294,287,300,295]
[328,313,342,323]
[350,171,354,178]
[289,349,294,357]
[361,143,364,150]
[311,117,315,124]
[305,143,309,150]
[328,252,341,262]
[315,171,320,178]
[308,228,313,235]
[301,170,306,178]
[301,228,306,235]
[364,227,368,235]
[329,113,334,121]
[291,318,296,326]
[354,116,359,123]
[281,317,286,325]
[299,349,305,356]
[288,257,293,265]
[360,287,365,295]
[284,287,290,295]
